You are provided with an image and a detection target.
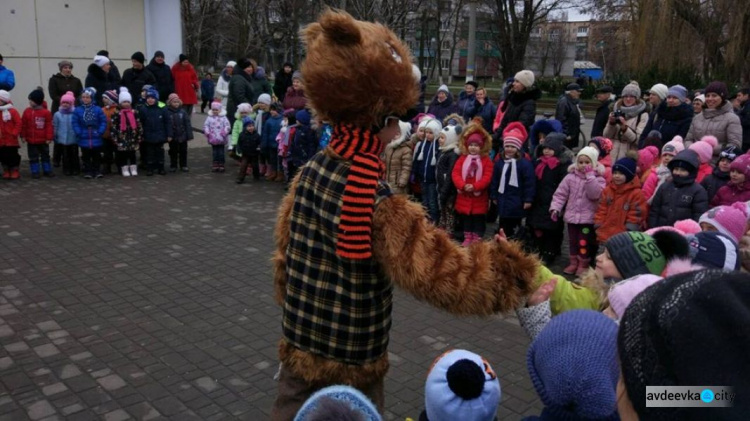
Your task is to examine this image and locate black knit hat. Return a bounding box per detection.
[236,58,252,70]
[178,54,188,63]
[154,50,165,59]
[131,51,145,65]
[618,270,750,419]
[28,89,44,105]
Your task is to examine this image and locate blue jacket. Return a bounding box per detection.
[0,66,15,91]
[456,91,479,121]
[475,99,497,134]
[53,111,77,145]
[490,157,536,218]
[72,104,107,149]
[411,140,439,184]
[139,103,171,143]
[200,79,215,101]
[290,123,318,166]
[261,114,283,149]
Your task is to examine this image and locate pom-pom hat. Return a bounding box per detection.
[502,121,527,150]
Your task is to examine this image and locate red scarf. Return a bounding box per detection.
[535,156,560,180]
[329,124,385,260]
[119,108,137,132]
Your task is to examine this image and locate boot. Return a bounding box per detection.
[563,255,578,275]
[42,162,55,177]
[265,170,277,181]
[461,232,472,247]
[30,163,41,179]
[121,166,131,177]
[10,167,19,180]
[129,165,138,176]
[575,257,591,277]
[245,166,253,176]
[2,166,9,179]
[211,161,219,173]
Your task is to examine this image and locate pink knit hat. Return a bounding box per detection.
[167,93,181,105]
[661,135,685,157]
[673,219,701,235]
[637,146,659,173]
[699,203,748,243]
[502,121,527,150]
[688,136,718,164]
[730,153,750,179]
[608,274,662,319]
[60,91,75,105]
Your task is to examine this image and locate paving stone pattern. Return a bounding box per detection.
[0,141,543,420]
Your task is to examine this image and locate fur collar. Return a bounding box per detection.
[507,86,542,105]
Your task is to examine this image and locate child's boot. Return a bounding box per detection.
[461,232,472,247]
[10,167,20,180]
[576,256,591,277]
[129,164,138,176]
[30,163,41,179]
[218,164,225,173]
[121,166,131,177]
[42,162,55,177]
[2,166,10,179]
[259,163,266,175]
[563,255,578,275]
[265,170,277,181]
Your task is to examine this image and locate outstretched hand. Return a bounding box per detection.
[527,278,558,307]
[494,228,507,244]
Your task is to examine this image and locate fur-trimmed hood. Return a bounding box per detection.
[506,86,542,105]
[386,121,413,149]
[442,112,466,127]
[458,123,492,156]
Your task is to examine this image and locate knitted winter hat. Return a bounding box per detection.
[673,219,701,235]
[704,80,729,101]
[292,70,302,81]
[642,130,663,149]
[60,91,75,105]
[577,146,599,164]
[437,84,450,95]
[103,89,118,105]
[612,156,637,182]
[423,118,442,135]
[241,116,255,128]
[118,87,132,104]
[58,60,73,70]
[607,274,662,319]
[439,125,461,152]
[660,135,685,156]
[637,146,659,173]
[666,84,687,102]
[144,88,158,101]
[465,132,484,148]
[699,204,748,244]
[424,349,501,421]
[649,83,668,100]
[527,310,619,421]
[621,81,641,98]
[719,145,739,162]
[178,54,188,63]
[153,50,165,59]
[294,385,382,421]
[686,231,740,271]
[296,109,311,126]
[93,55,110,68]
[28,89,44,106]
[257,93,272,105]
[604,232,672,279]
[730,153,750,179]
[0,90,10,104]
[618,270,750,419]
[210,101,222,111]
[588,137,612,157]
[131,51,145,65]
[225,60,237,68]
[514,70,535,88]
[542,135,564,157]
[503,121,527,150]
[167,93,181,106]
[255,66,266,79]
[236,58,252,70]
[688,135,717,164]
[82,87,97,99]
[237,103,252,114]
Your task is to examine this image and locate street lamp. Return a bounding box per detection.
[466,0,477,83]
[430,37,437,80]
[597,40,606,80]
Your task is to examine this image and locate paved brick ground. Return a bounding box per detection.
[0,136,544,420]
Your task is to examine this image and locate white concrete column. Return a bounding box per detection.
[144,0,183,65]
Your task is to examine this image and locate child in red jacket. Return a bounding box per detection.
[0,90,22,179]
[451,123,494,245]
[21,89,54,178]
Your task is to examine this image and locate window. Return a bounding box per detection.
[441,58,451,70]
[530,27,541,37]
[577,27,589,36]
[442,40,451,50]
[548,28,561,41]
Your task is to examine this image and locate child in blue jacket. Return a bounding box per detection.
[73,87,107,178]
[53,91,79,175]
[261,102,284,181]
[139,88,171,175]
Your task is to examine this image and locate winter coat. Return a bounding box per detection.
[48,73,83,113]
[591,97,614,138]
[701,168,730,203]
[490,157,535,219]
[529,120,563,159]
[639,101,692,145]
[594,178,647,243]
[456,91,478,121]
[261,114,283,149]
[0,65,15,91]
[603,99,649,162]
[110,109,143,151]
[200,79,215,101]
[121,68,156,101]
[599,155,613,183]
[139,103,171,143]
[146,60,175,101]
[72,104,107,149]
[642,164,670,202]
[250,73,272,104]
[711,182,750,207]
[237,130,261,157]
[452,154,494,215]
[695,163,712,183]
[53,111,76,146]
[85,64,118,105]
[685,101,742,159]
[498,86,541,136]
[203,114,231,146]
[384,136,413,195]
[167,107,193,143]
[739,100,750,152]
[475,99,497,134]
[412,140,439,184]
[171,63,199,105]
[741,233,750,272]
[555,94,582,146]
[226,74,254,121]
[230,117,244,149]
[0,107,21,147]
[273,69,294,101]
[648,178,708,228]
[436,149,459,207]
[528,158,570,230]
[215,70,231,107]
[282,87,307,111]
[550,164,607,225]
[289,123,317,167]
[21,107,53,144]
[427,94,459,122]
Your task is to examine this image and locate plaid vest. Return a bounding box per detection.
[283,152,393,365]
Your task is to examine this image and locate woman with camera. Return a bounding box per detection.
[604,82,649,161]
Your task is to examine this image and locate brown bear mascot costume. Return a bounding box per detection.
[271,10,538,419]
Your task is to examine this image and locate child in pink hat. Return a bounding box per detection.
[688,135,717,182]
[711,153,750,206]
[642,135,684,201]
[699,202,748,243]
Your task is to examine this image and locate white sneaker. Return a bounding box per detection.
[121,166,131,177]
[129,164,138,176]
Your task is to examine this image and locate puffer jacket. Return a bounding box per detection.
[0,65,15,91]
[490,157,535,219]
[282,87,307,111]
[215,70,231,107]
[261,113,283,149]
[167,107,193,142]
[711,181,750,207]
[528,157,570,230]
[72,104,107,149]
[53,111,76,145]
[384,135,413,195]
[701,168,730,204]
[436,149,459,206]
[456,91,478,121]
[412,140,439,184]
[498,86,541,136]
[452,154,494,215]
[139,103,171,143]
[648,177,708,227]
[685,101,742,159]
[171,63,199,105]
[603,99,649,162]
[550,163,606,225]
[0,106,21,147]
[21,107,53,144]
[474,99,497,134]
[594,177,647,243]
[554,94,581,146]
[203,114,231,146]
[639,101,692,145]
[427,94,459,122]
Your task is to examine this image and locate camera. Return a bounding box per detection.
[613,110,625,120]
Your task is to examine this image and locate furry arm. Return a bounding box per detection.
[371,195,538,315]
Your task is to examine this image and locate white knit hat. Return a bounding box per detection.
[0,90,10,104]
[514,70,535,88]
[649,84,668,100]
[118,87,132,104]
[226,60,237,68]
[93,55,110,68]
[423,118,443,135]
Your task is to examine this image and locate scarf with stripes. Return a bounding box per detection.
[329,124,384,260]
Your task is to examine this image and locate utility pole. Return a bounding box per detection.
[597,40,606,79]
[466,1,477,82]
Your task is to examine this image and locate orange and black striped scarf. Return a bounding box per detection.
[329,124,385,260]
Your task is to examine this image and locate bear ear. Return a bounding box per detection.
[319,10,361,46]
